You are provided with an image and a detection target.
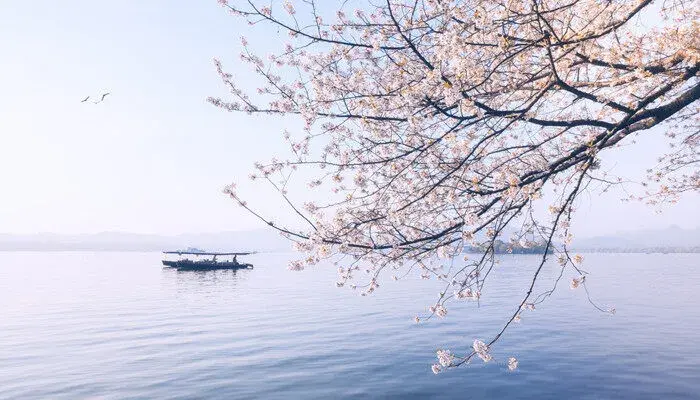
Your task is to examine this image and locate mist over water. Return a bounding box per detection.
[1,252,698,399]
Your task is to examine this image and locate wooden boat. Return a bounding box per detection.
[162,250,254,271]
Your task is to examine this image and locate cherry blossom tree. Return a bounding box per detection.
[209,0,699,372]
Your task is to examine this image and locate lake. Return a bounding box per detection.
[1,252,698,399]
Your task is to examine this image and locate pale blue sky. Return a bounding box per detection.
[0,0,697,237]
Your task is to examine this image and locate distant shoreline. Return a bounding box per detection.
[1,227,698,254]
[463,248,700,254]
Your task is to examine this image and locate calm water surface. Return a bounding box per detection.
[1,252,698,399]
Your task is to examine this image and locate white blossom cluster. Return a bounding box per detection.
[211,0,697,373]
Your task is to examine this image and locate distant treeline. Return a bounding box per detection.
[465,239,554,254]
[462,241,700,254]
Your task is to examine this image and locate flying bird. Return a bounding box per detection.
[93,92,110,103]
[82,92,110,104]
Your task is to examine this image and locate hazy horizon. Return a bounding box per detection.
[0,224,699,238]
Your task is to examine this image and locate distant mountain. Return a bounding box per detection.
[0,229,291,252]
[571,225,700,251]
[175,231,291,252]
[0,225,697,253]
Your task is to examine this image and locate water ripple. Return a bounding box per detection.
[0,252,698,399]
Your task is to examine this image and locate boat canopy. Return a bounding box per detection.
[163,251,256,256]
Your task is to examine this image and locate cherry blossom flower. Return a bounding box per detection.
[283,1,295,15]
[570,276,586,290]
[507,357,518,371]
[473,339,492,363]
[436,349,455,367]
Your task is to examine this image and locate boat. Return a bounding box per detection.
[162,250,255,270]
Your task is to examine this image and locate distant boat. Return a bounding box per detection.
[162,250,255,271]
